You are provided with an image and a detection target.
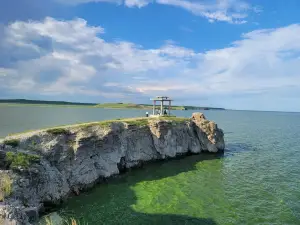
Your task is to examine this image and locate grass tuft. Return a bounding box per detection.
[6,152,40,169]
[80,118,150,129]
[0,173,12,201]
[123,119,149,127]
[3,139,19,148]
[47,128,70,135]
[7,116,190,138]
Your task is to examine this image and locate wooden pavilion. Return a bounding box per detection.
[150,96,173,116]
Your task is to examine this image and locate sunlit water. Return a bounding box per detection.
[1,105,300,224]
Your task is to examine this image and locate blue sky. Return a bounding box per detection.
[0,0,300,111]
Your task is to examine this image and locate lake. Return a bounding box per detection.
[1,105,300,224]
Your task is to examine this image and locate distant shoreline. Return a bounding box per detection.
[0,99,226,111]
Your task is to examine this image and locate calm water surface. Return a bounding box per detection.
[1,105,300,224]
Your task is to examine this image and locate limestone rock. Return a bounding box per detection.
[191,113,225,152]
[24,208,38,223]
[191,112,206,121]
[0,113,225,224]
[0,150,7,169]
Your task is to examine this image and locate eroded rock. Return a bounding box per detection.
[0,113,225,224]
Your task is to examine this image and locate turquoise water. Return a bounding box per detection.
[59,110,300,225]
[0,106,299,224]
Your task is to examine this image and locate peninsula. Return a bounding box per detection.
[0,113,225,224]
[0,99,226,111]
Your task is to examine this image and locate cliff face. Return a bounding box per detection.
[0,113,225,225]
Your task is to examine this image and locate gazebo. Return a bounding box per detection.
[150,96,173,116]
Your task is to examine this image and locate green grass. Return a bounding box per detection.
[7,117,189,138]
[47,128,70,135]
[3,139,19,148]
[0,173,12,201]
[6,152,40,169]
[42,117,187,131]
[0,103,95,108]
[78,118,151,129]
[122,119,150,126]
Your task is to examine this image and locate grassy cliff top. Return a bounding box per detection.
[4,116,190,141]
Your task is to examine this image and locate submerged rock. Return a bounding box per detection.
[39,212,64,225]
[0,113,225,224]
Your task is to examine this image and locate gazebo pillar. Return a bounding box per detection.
[150,97,173,116]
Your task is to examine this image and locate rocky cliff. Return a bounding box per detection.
[0,113,225,225]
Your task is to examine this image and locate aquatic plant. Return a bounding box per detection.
[44,217,87,225]
[6,152,40,169]
[0,173,12,201]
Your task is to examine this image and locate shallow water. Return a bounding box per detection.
[1,106,300,224]
[59,110,300,225]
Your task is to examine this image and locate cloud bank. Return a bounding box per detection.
[1,17,300,111]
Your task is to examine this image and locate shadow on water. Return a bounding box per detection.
[55,153,225,225]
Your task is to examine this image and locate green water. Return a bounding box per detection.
[57,111,300,225]
[1,106,299,224]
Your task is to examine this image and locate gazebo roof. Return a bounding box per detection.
[150,96,173,101]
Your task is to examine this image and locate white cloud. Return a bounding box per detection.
[156,0,254,23]
[124,0,152,7]
[1,17,300,111]
[152,44,196,58]
[0,17,185,98]
[54,0,259,24]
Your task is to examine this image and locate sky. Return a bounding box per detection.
[0,0,300,112]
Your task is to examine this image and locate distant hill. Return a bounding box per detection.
[94,103,185,110]
[0,99,95,106]
[0,99,225,110]
[183,106,225,110]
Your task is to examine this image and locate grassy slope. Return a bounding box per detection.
[6,116,190,137]
[0,173,12,202]
[0,99,95,106]
[0,100,225,110]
